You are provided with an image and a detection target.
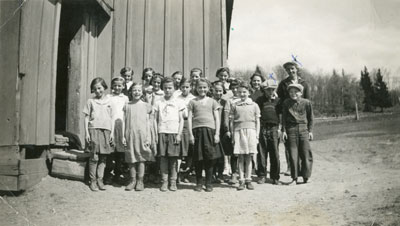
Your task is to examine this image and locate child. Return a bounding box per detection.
[281,83,313,184]
[256,80,281,185]
[123,83,155,191]
[120,67,134,97]
[223,79,241,184]
[155,78,185,191]
[176,78,195,183]
[83,77,113,192]
[215,67,231,96]
[230,82,260,190]
[188,78,223,192]
[149,73,165,105]
[249,72,265,102]
[104,77,129,185]
[142,68,155,86]
[211,81,227,183]
[171,71,184,97]
[190,68,203,95]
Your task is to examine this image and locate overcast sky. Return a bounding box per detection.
[227,0,400,77]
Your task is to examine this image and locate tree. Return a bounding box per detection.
[360,66,374,112]
[372,69,392,112]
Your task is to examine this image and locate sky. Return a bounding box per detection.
[227,0,400,77]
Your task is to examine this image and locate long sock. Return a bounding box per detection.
[97,154,107,179]
[205,160,217,185]
[195,161,204,184]
[238,155,245,181]
[138,162,145,178]
[244,155,253,181]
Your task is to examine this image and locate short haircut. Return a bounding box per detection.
[162,77,175,88]
[111,76,125,86]
[250,72,265,83]
[229,78,241,90]
[90,77,108,93]
[150,73,164,88]
[215,67,230,78]
[179,77,191,87]
[238,81,251,91]
[172,71,183,78]
[212,81,227,94]
[142,67,155,80]
[193,78,212,96]
[120,67,134,75]
[190,68,203,77]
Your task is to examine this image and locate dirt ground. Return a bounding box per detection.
[1,113,400,226]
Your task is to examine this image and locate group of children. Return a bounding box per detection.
[83,62,314,192]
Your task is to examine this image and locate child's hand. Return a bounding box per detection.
[281,132,287,142]
[256,135,259,144]
[189,134,195,144]
[122,137,127,146]
[175,134,181,144]
[109,135,114,147]
[214,134,220,144]
[308,132,313,141]
[85,134,91,143]
[224,131,231,138]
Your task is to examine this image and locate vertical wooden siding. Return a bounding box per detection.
[0,0,20,146]
[19,0,61,145]
[113,0,227,81]
[67,8,113,144]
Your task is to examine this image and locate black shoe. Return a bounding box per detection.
[272,179,282,185]
[194,184,203,192]
[205,184,213,192]
[303,178,309,183]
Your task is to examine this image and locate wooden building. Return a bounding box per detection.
[0,0,234,191]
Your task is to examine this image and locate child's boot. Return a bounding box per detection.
[194,178,203,192]
[160,175,168,192]
[89,180,99,192]
[125,177,136,191]
[135,177,144,191]
[237,180,245,191]
[169,180,177,192]
[228,173,238,185]
[257,176,266,184]
[205,184,213,192]
[246,179,254,190]
[97,178,106,191]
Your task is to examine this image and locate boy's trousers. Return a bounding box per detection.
[258,125,280,180]
[286,124,313,179]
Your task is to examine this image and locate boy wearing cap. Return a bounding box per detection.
[277,61,310,176]
[281,83,313,184]
[256,79,282,185]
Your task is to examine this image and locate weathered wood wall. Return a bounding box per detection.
[0,0,21,146]
[112,0,228,81]
[0,0,231,148]
[18,0,61,145]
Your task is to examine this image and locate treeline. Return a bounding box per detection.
[232,65,399,117]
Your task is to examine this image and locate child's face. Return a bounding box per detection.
[231,86,239,97]
[213,85,223,100]
[173,74,183,85]
[131,85,143,100]
[163,82,175,98]
[112,80,124,95]
[286,65,298,77]
[196,81,209,97]
[151,78,162,91]
[180,82,191,96]
[288,88,301,100]
[144,71,153,82]
[191,71,201,81]
[217,71,229,83]
[263,88,275,99]
[251,76,262,90]
[123,72,133,81]
[93,83,105,98]
[238,87,249,101]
